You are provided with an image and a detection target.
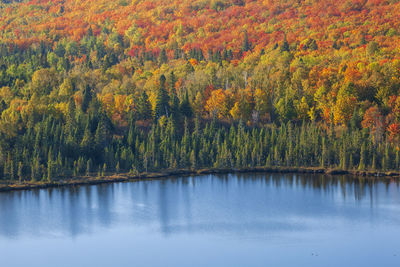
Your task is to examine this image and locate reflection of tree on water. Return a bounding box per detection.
[237,173,398,203]
[96,184,114,227]
[66,186,82,237]
[0,192,21,237]
[158,180,170,234]
[0,183,117,238]
[0,173,399,239]
[182,178,193,230]
[157,177,194,235]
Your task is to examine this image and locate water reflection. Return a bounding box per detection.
[0,173,399,239]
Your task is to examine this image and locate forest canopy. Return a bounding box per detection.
[1,0,400,181]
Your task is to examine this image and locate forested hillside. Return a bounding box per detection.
[1,0,400,181]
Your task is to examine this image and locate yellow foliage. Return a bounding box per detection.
[296,96,309,120]
[114,94,127,114]
[0,86,14,104]
[205,89,232,119]
[101,93,115,115]
[55,102,69,116]
[334,94,356,126]
[230,102,241,120]
[59,79,73,96]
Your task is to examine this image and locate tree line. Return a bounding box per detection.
[1,83,398,182]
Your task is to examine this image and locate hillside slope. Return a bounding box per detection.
[1,0,400,181]
[1,0,399,52]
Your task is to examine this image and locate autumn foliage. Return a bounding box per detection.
[1,0,400,181]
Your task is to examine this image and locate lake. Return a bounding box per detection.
[0,173,400,266]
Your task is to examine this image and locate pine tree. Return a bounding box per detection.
[116,161,120,173]
[349,154,353,169]
[17,162,23,182]
[168,71,176,91]
[86,159,92,176]
[340,143,347,170]
[358,143,366,170]
[127,122,135,148]
[95,117,108,149]
[9,159,14,181]
[154,75,170,119]
[31,163,36,182]
[371,153,376,170]
[81,121,93,156]
[280,36,290,52]
[102,163,107,176]
[350,108,360,130]
[47,158,52,182]
[81,85,92,113]
[159,48,168,65]
[180,91,193,118]
[383,144,390,170]
[136,91,152,120]
[169,87,180,121]
[242,30,250,52]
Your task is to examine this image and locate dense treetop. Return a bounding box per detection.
[1,0,399,53]
[1,0,400,181]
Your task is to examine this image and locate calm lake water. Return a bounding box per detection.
[0,173,400,266]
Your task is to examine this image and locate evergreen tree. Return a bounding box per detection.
[81,121,94,156]
[242,30,250,52]
[180,91,193,118]
[154,75,170,119]
[102,163,107,176]
[127,122,135,148]
[168,71,176,91]
[95,116,108,149]
[81,85,92,113]
[280,36,290,52]
[159,48,168,65]
[86,159,92,176]
[136,91,152,120]
[350,108,361,130]
[169,87,180,121]
[47,156,53,181]
[358,143,366,170]
[17,162,23,182]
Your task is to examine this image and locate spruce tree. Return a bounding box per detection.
[81,85,92,113]
[86,159,92,176]
[17,162,23,182]
[136,91,152,120]
[180,91,193,118]
[358,143,366,170]
[81,121,94,156]
[169,87,180,121]
[47,158,52,182]
[280,36,290,52]
[242,30,250,52]
[102,163,107,176]
[159,48,168,65]
[154,75,170,120]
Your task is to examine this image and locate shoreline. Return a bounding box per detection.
[1,166,399,193]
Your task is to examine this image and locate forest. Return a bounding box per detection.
[1,0,400,182]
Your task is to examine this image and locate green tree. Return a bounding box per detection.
[159,48,168,65]
[154,75,170,120]
[136,91,152,120]
[17,162,23,182]
[81,85,92,113]
[242,30,250,52]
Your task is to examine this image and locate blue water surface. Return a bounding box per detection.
[0,173,399,267]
